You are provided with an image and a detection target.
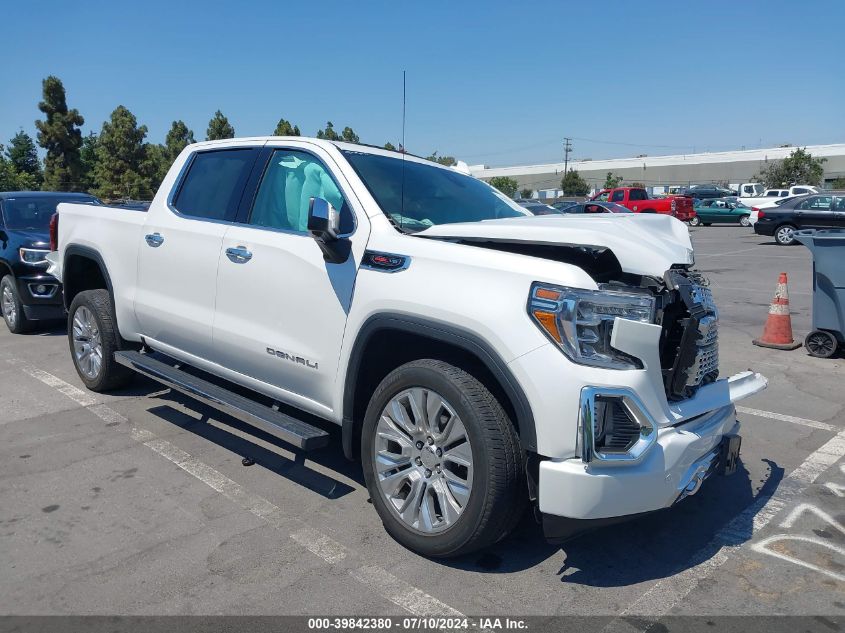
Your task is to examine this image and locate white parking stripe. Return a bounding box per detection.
[17,362,466,618]
[605,428,845,626]
[736,406,839,432]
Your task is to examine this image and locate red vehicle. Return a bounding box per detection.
[590,187,695,222]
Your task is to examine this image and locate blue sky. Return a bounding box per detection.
[2,0,842,167]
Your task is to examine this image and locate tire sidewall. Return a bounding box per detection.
[361,363,496,557]
[775,224,796,246]
[68,291,113,390]
[1,276,26,333]
[689,217,701,227]
[739,215,750,227]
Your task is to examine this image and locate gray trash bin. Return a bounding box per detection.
[794,228,845,357]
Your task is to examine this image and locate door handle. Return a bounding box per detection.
[145,233,164,247]
[225,246,253,263]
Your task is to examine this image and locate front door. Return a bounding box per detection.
[135,146,260,361]
[794,195,839,230]
[212,144,369,414]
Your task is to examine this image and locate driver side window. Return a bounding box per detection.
[611,190,625,202]
[249,149,352,233]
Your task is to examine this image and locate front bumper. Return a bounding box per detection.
[15,273,64,321]
[538,403,740,521]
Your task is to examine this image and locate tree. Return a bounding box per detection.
[6,131,42,188]
[488,176,518,198]
[604,171,623,189]
[756,147,826,188]
[94,105,150,200]
[144,143,170,193]
[561,169,589,196]
[165,120,195,160]
[316,121,340,141]
[384,142,397,151]
[79,132,100,191]
[340,126,359,144]
[425,151,457,167]
[273,118,300,136]
[832,177,845,189]
[206,110,234,140]
[35,76,85,191]
[0,145,25,191]
[520,188,533,199]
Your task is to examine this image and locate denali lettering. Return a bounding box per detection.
[266,347,318,370]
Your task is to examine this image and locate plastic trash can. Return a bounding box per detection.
[794,228,845,357]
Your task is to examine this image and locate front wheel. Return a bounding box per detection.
[1,276,32,334]
[805,330,838,358]
[361,359,525,558]
[688,217,701,227]
[739,215,751,227]
[775,224,797,246]
[68,289,135,392]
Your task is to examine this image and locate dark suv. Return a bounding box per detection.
[0,191,101,332]
[682,184,735,200]
[753,192,845,245]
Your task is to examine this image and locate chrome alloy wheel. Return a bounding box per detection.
[1,284,16,327]
[776,225,795,245]
[72,306,103,379]
[374,388,474,534]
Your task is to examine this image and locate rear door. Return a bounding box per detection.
[211,143,369,414]
[134,145,261,361]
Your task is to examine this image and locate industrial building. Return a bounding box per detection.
[470,143,845,198]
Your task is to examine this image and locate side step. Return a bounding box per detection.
[114,350,330,450]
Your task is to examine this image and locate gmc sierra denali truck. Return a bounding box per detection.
[48,137,767,557]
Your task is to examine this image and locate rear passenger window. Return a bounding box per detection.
[172,149,258,221]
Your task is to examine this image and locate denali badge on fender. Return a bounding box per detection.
[266,348,318,370]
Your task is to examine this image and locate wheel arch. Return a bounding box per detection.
[62,245,114,310]
[341,313,536,461]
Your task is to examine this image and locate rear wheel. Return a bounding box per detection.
[739,215,751,227]
[805,330,838,358]
[775,224,797,246]
[1,276,32,334]
[361,359,525,558]
[68,289,135,391]
[688,217,701,227]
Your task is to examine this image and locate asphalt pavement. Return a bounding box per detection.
[0,225,842,620]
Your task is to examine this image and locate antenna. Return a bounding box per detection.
[400,70,406,227]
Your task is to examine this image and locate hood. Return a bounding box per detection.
[1,229,50,249]
[417,214,694,277]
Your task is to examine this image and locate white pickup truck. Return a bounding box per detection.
[739,185,819,209]
[48,137,767,557]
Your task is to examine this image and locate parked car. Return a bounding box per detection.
[681,185,735,200]
[753,192,845,245]
[590,187,695,221]
[516,200,561,215]
[730,183,766,198]
[748,195,805,225]
[690,198,752,226]
[738,185,819,209]
[0,191,101,333]
[49,137,766,557]
[551,200,579,212]
[562,201,632,214]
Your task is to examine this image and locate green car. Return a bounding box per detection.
[690,197,752,227]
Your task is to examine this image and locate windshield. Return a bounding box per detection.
[2,196,99,231]
[341,150,529,232]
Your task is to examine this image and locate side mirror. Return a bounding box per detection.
[308,197,340,242]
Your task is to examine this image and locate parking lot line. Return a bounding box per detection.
[736,406,839,432]
[605,427,845,625]
[13,360,469,619]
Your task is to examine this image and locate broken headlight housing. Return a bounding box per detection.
[528,282,655,370]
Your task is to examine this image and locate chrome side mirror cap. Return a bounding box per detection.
[308,197,340,242]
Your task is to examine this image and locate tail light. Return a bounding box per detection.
[49,213,59,251]
[757,210,765,219]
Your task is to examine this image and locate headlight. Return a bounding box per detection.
[528,282,655,369]
[19,248,50,265]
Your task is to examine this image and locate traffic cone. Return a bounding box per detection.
[753,272,802,350]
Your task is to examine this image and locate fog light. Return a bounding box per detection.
[35,284,48,294]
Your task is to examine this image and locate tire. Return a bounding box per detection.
[775,224,798,246]
[1,276,33,334]
[67,289,135,392]
[739,215,751,227]
[805,330,838,358]
[361,359,526,558]
[688,217,701,227]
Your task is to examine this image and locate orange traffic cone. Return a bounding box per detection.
[753,272,802,350]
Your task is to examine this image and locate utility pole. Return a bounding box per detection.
[563,137,572,175]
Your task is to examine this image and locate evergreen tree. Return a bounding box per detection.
[384,142,397,151]
[165,120,195,161]
[273,118,300,136]
[206,110,234,140]
[0,145,22,190]
[561,169,589,196]
[6,131,42,188]
[316,121,341,141]
[144,143,170,193]
[340,126,359,144]
[79,132,100,191]
[93,105,150,200]
[425,151,457,166]
[35,76,85,191]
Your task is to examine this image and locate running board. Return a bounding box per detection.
[114,350,330,450]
